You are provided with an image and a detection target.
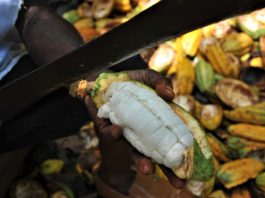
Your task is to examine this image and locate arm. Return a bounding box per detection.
[16,1,83,66]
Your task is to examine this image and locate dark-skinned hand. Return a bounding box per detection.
[84,69,186,194]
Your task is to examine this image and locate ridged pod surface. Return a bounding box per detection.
[217,158,264,189]
[201,38,240,78]
[228,124,265,142]
[87,72,214,181]
[224,102,265,125]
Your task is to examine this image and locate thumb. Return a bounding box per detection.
[84,96,123,138]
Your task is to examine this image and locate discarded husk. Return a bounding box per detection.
[170,103,214,181]
[62,10,80,24]
[227,136,265,158]
[74,18,94,30]
[256,172,265,192]
[181,29,202,57]
[114,0,132,13]
[195,102,223,131]
[221,32,254,56]
[228,124,265,142]
[224,102,265,125]
[215,78,259,108]
[78,72,214,181]
[207,133,231,162]
[92,0,114,19]
[172,57,195,95]
[10,179,48,198]
[187,173,215,197]
[40,159,64,175]
[201,38,240,78]
[195,58,216,94]
[208,190,228,198]
[231,187,251,198]
[217,158,265,189]
[172,95,195,113]
[238,15,265,39]
[148,44,175,73]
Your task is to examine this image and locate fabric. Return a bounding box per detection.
[0,0,27,80]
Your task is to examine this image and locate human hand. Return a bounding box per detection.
[84,69,186,193]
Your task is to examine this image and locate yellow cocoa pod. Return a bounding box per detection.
[195,102,223,131]
[224,102,265,125]
[172,57,195,95]
[221,32,254,56]
[167,38,185,75]
[217,158,265,189]
[227,135,265,158]
[114,0,132,12]
[228,124,265,142]
[148,44,175,73]
[207,133,231,162]
[201,38,240,78]
[181,29,202,57]
[74,18,94,29]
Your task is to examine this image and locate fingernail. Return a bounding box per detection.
[165,86,174,95]
[142,164,150,174]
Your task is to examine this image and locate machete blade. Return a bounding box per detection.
[0,0,265,125]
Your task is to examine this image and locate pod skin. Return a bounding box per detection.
[217,158,264,189]
[78,72,214,181]
[228,124,265,143]
[224,102,265,125]
[195,102,223,131]
[215,78,259,109]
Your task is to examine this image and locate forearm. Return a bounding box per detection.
[16,2,83,66]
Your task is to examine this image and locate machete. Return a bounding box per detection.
[0,0,265,125]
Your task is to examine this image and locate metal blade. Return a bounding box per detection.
[0,0,265,125]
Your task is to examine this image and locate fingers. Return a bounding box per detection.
[159,165,186,189]
[84,96,123,138]
[131,148,155,175]
[155,79,175,101]
[127,69,175,101]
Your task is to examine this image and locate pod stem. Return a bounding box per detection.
[69,80,95,100]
